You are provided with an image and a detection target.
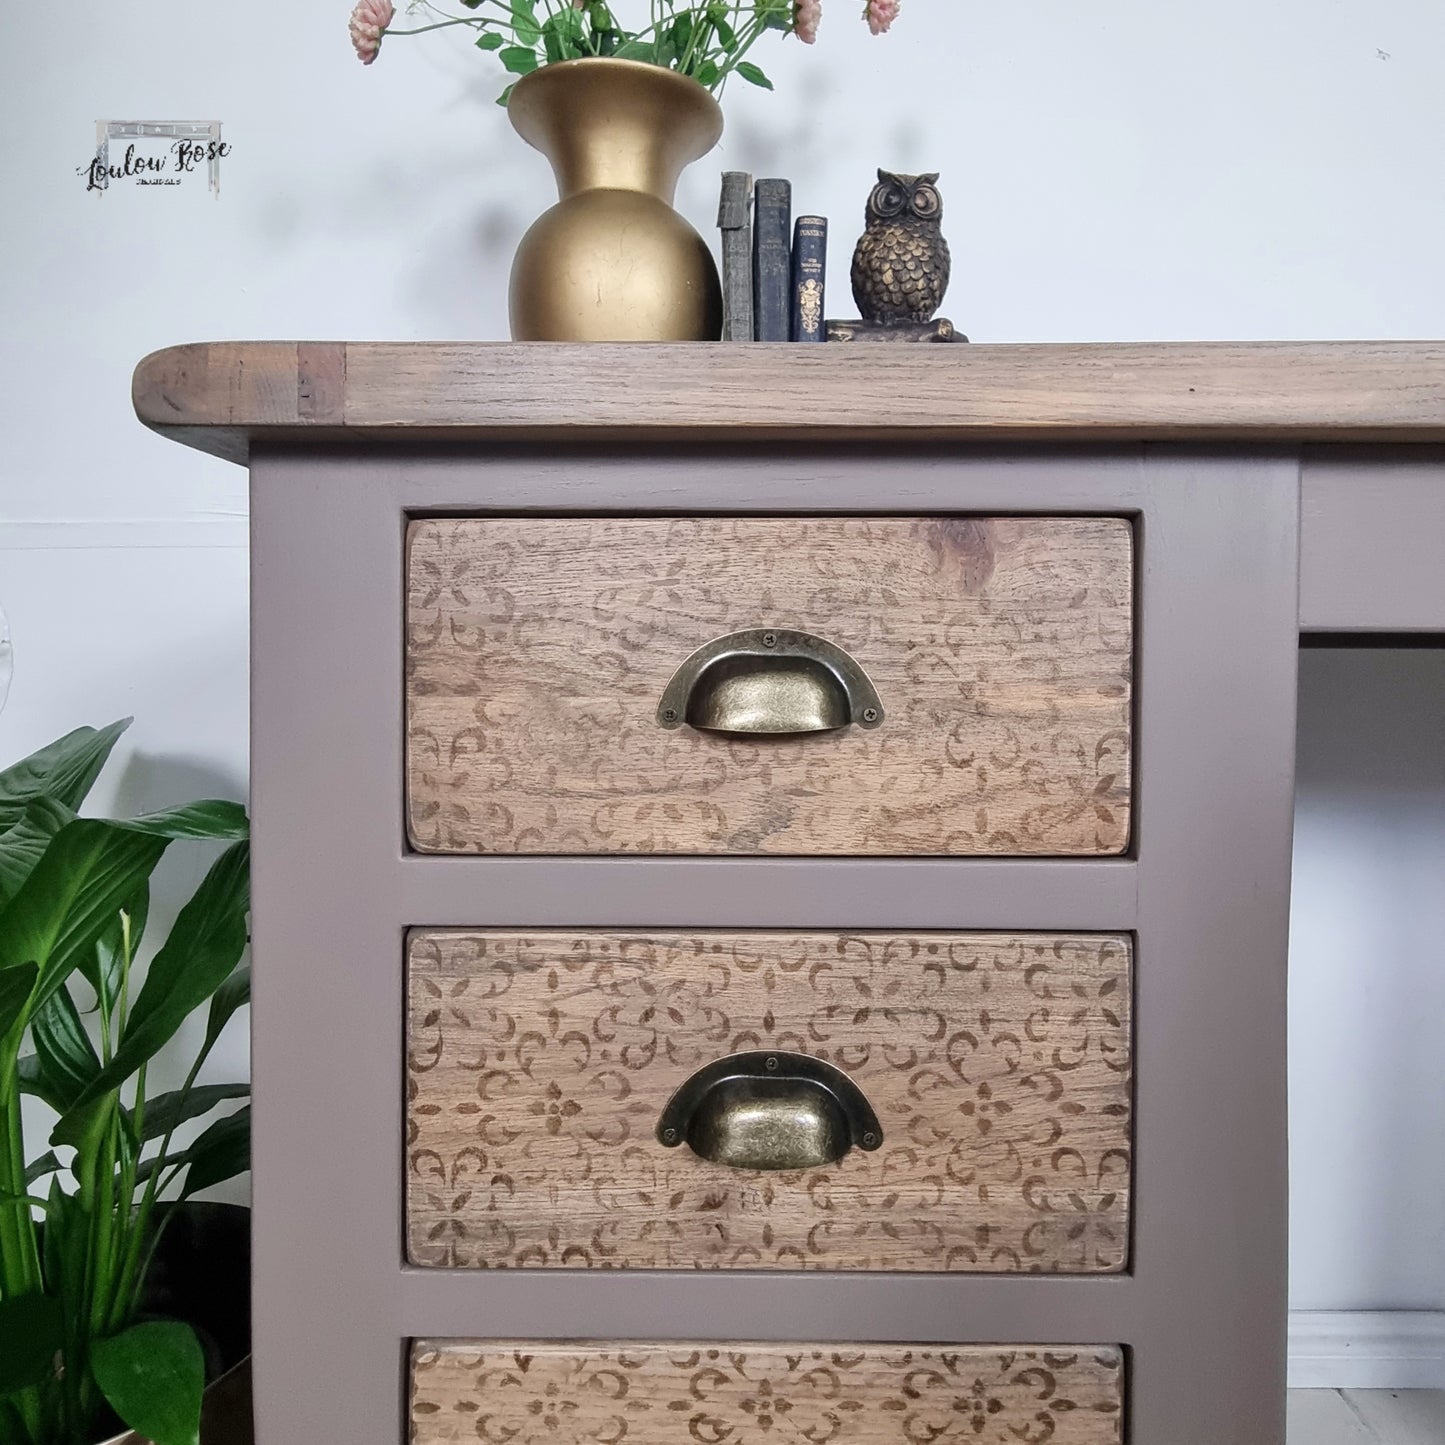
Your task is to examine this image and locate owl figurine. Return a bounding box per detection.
[850,170,951,325]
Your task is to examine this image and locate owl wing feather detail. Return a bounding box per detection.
[851,223,951,324]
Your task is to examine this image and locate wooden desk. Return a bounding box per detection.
[136,341,1445,1445]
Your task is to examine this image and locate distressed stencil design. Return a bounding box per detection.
[405,517,1133,855]
[406,930,1133,1272]
[410,1340,1126,1445]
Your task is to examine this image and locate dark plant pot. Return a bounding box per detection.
[93,1202,252,1445]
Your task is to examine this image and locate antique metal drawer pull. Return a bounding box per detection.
[655,628,884,735]
[656,1051,883,1171]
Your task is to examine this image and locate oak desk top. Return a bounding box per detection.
[132,340,1445,464]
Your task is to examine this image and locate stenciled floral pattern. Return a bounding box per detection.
[410,1341,1125,1445]
[405,517,1133,856]
[406,930,1133,1272]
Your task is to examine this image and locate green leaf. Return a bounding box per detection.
[0,720,130,832]
[735,60,773,89]
[695,57,719,87]
[0,1294,64,1396]
[496,81,518,106]
[29,984,102,1113]
[17,1053,65,1112]
[508,0,541,46]
[53,842,249,1141]
[91,1321,205,1445]
[541,7,586,62]
[131,1083,249,1145]
[611,38,656,62]
[0,819,168,1018]
[41,1179,81,1307]
[115,801,248,842]
[713,15,736,47]
[754,0,791,32]
[178,1105,250,1197]
[203,964,250,1055]
[138,1105,250,1193]
[499,44,539,74]
[25,1150,62,1187]
[0,963,38,1041]
[83,882,149,1009]
[0,797,75,910]
[475,29,504,49]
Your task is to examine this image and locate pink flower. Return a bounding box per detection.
[793,0,822,44]
[349,0,395,64]
[863,0,898,35]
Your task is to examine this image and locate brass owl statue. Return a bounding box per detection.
[850,170,951,325]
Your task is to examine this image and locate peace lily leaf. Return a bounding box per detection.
[54,842,249,1138]
[0,962,38,1041]
[16,1052,66,1113]
[0,819,168,1018]
[134,1104,250,1193]
[30,984,102,1113]
[0,796,75,909]
[24,1150,63,1188]
[91,1320,204,1445]
[84,881,150,1008]
[202,964,250,1059]
[179,1105,250,1197]
[0,1293,64,1396]
[40,1178,81,1307]
[0,719,130,832]
[113,800,248,842]
[129,1083,250,1145]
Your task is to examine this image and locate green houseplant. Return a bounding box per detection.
[0,721,250,1445]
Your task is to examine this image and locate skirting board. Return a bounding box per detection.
[1289,1312,1445,1389]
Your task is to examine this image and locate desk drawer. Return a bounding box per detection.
[406,929,1132,1272]
[410,1340,1126,1445]
[405,516,1133,855]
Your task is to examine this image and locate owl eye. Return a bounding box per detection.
[912,188,940,217]
[871,183,906,217]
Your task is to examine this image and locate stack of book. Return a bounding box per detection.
[717,173,827,343]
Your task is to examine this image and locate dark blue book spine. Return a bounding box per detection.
[752,179,792,343]
[790,216,827,342]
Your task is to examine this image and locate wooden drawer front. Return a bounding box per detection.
[407,930,1132,1272]
[411,1341,1126,1445]
[406,516,1133,855]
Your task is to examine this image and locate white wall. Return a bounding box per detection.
[3,1,1445,1314]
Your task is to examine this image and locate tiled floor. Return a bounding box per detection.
[1289,1391,1445,1443]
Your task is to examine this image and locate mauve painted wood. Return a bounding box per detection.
[1126,455,1297,1443]
[393,856,1138,930]
[249,445,1296,1445]
[1300,452,1445,632]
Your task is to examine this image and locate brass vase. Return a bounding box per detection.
[507,58,724,341]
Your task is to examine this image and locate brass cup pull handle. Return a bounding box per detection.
[656,628,884,735]
[656,1051,883,1171]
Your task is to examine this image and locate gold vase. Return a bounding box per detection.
[507,58,724,341]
